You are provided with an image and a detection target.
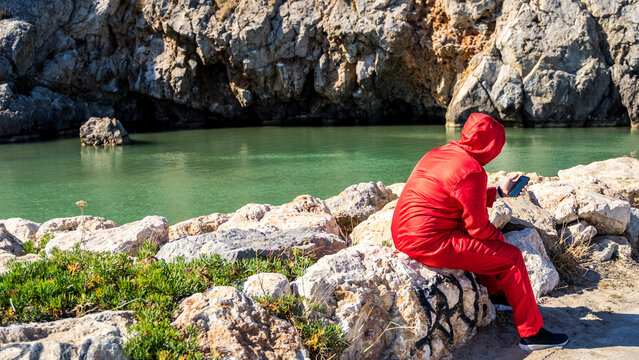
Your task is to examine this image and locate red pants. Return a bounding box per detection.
[397,231,543,337]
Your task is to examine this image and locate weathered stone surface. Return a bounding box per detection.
[590,235,633,263]
[388,183,405,198]
[0,224,24,255]
[157,227,346,262]
[625,207,639,245]
[0,311,134,360]
[293,244,495,360]
[218,195,341,237]
[576,190,631,235]
[79,117,131,146]
[0,218,40,243]
[44,216,168,255]
[243,272,291,300]
[558,157,639,206]
[325,181,396,234]
[36,215,118,239]
[172,286,309,360]
[169,212,231,241]
[0,252,40,275]
[350,200,396,247]
[504,228,559,298]
[502,196,558,244]
[559,221,598,246]
[487,171,554,188]
[528,181,579,225]
[488,199,512,229]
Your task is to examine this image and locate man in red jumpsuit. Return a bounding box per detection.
[391,113,568,351]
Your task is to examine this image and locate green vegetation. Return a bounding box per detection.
[22,233,53,255]
[0,244,347,359]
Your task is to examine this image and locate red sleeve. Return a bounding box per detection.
[451,172,505,242]
[486,187,497,208]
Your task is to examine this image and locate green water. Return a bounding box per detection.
[0,126,637,225]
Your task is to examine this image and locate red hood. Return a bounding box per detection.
[452,113,505,165]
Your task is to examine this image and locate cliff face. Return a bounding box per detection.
[0,0,637,142]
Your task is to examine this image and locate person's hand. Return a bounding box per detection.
[498,173,526,198]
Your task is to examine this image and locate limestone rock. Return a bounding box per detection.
[0,218,40,243]
[350,200,397,247]
[36,215,118,239]
[218,195,341,237]
[0,224,24,255]
[488,199,512,229]
[388,183,405,198]
[502,196,558,244]
[325,181,397,234]
[625,207,639,244]
[169,212,231,241]
[79,117,131,146]
[243,272,291,300]
[528,181,578,225]
[504,228,559,298]
[0,311,134,359]
[44,216,168,255]
[487,171,554,188]
[559,221,598,246]
[0,252,41,275]
[171,286,309,360]
[157,227,346,262]
[590,235,633,263]
[576,190,631,235]
[293,244,495,360]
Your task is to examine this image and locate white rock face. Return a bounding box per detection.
[243,272,291,300]
[504,228,559,298]
[488,199,512,229]
[350,200,396,247]
[576,190,631,235]
[590,235,633,263]
[528,181,579,225]
[0,218,40,243]
[36,215,118,239]
[559,221,598,246]
[79,117,131,146]
[293,244,494,360]
[0,311,134,360]
[388,182,405,198]
[325,181,397,233]
[169,212,231,241]
[172,286,309,360]
[44,216,168,255]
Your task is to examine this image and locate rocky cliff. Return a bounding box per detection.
[0,0,637,142]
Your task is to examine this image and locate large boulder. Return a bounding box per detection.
[0,224,24,255]
[44,216,168,255]
[218,195,341,237]
[157,227,346,262]
[528,181,579,225]
[488,199,512,229]
[168,212,231,241]
[171,286,309,360]
[79,117,131,146]
[502,196,558,244]
[350,200,397,247]
[504,228,559,298]
[243,272,292,300]
[576,190,631,235]
[293,244,495,360]
[0,311,134,359]
[0,218,40,243]
[325,181,397,234]
[36,215,118,239]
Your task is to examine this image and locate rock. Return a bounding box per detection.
[293,244,495,360]
[0,252,40,275]
[36,215,118,239]
[0,218,40,243]
[558,157,639,206]
[44,216,168,255]
[488,199,512,229]
[502,196,558,245]
[625,207,639,245]
[0,224,24,255]
[169,212,231,241]
[487,171,554,187]
[528,181,579,225]
[243,272,291,300]
[559,221,598,246]
[0,311,133,359]
[324,181,397,234]
[171,286,309,360]
[157,227,346,262]
[218,195,341,237]
[590,235,633,263]
[79,117,131,146]
[504,228,559,298]
[388,183,405,198]
[350,200,397,247]
[576,190,631,235]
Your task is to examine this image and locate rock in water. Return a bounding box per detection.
[79,117,130,146]
[0,311,133,359]
[293,244,495,360]
[171,286,309,360]
[0,218,40,243]
[504,228,559,298]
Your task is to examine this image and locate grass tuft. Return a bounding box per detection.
[549,229,593,282]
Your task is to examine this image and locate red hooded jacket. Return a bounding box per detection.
[391,113,506,250]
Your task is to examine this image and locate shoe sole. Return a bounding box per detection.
[518,339,569,351]
[494,304,513,311]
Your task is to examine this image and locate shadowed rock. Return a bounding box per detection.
[79,117,130,146]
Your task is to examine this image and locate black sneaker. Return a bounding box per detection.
[519,327,569,351]
[489,293,512,311]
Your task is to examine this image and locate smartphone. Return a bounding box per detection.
[508,175,530,197]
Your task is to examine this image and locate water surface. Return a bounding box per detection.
[1,126,636,225]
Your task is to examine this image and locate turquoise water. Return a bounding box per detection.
[0,126,637,225]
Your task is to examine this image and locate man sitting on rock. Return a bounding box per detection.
[390,113,569,351]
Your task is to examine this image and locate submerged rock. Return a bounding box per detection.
[168,212,231,241]
[0,218,40,243]
[325,181,396,234]
[79,117,130,146]
[293,244,494,360]
[0,311,134,360]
